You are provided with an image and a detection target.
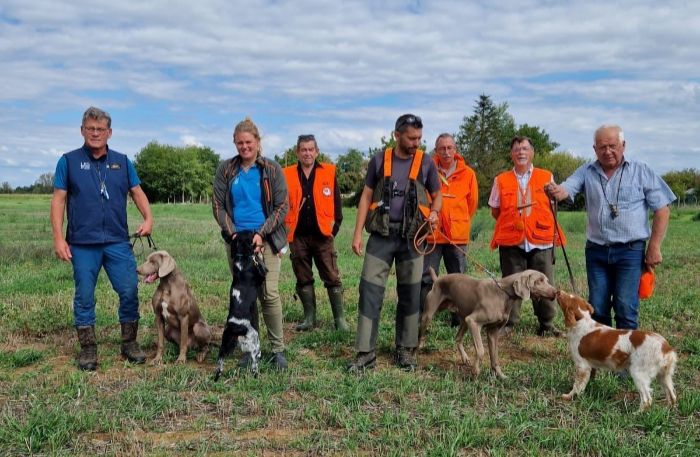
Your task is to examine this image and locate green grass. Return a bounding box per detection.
[0,194,699,455]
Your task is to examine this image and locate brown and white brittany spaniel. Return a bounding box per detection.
[556,291,677,411]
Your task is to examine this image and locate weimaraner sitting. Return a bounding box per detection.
[419,268,558,379]
[137,250,212,364]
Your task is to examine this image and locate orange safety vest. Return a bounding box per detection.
[428,154,478,245]
[490,168,567,249]
[283,162,337,242]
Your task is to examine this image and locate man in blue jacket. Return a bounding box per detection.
[50,106,154,371]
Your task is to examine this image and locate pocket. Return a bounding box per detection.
[617,185,644,209]
[449,215,470,240]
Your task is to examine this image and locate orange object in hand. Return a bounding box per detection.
[638,267,655,300]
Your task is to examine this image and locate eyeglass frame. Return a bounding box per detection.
[82,126,110,134]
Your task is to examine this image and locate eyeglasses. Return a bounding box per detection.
[83,126,109,134]
[395,115,423,131]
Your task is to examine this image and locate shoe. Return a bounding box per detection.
[76,326,97,371]
[295,285,316,331]
[395,346,417,371]
[272,352,288,370]
[120,321,146,364]
[537,324,563,337]
[498,325,514,338]
[238,352,252,368]
[347,351,376,372]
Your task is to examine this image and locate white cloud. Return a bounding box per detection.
[1,0,699,186]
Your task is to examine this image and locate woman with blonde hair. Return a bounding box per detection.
[212,118,289,369]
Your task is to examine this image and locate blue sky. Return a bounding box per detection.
[1,0,699,187]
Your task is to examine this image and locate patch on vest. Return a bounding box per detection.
[323,186,331,197]
[80,162,90,170]
[109,163,121,170]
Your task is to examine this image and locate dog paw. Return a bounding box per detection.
[175,356,187,364]
[562,393,573,401]
[150,357,163,366]
[196,353,207,363]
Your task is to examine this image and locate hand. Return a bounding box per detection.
[252,233,264,254]
[54,238,72,262]
[352,233,364,256]
[136,219,153,236]
[544,183,568,202]
[428,210,438,229]
[645,244,663,268]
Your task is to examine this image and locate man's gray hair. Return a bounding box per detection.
[594,124,624,143]
[434,133,455,148]
[82,106,112,128]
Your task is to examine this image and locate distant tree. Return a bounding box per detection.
[1,182,12,194]
[456,94,516,206]
[30,172,54,194]
[336,148,368,196]
[662,168,700,206]
[134,141,220,203]
[516,124,559,156]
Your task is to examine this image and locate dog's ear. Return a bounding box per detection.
[513,273,531,300]
[563,303,577,328]
[429,267,438,282]
[157,251,176,277]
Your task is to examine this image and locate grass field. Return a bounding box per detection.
[1,194,699,456]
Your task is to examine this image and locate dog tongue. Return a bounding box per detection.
[144,273,158,284]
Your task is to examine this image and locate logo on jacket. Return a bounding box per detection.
[323,187,331,197]
[80,162,90,170]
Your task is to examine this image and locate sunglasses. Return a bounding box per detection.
[395,115,423,131]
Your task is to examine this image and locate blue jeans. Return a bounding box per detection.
[585,240,645,329]
[71,241,140,327]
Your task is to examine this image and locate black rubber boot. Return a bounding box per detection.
[295,285,316,331]
[120,321,146,364]
[328,286,349,331]
[76,326,97,371]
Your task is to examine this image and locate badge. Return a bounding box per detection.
[322,186,331,197]
[515,221,525,231]
[109,163,121,170]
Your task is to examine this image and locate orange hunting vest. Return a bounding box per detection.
[427,154,478,245]
[490,168,566,249]
[284,163,336,242]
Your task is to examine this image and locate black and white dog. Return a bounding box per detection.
[214,231,267,380]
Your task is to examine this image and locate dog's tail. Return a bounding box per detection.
[659,346,678,406]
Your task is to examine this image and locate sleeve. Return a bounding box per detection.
[126,158,141,188]
[423,158,441,194]
[364,154,380,189]
[642,164,677,210]
[487,178,500,208]
[212,161,236,240]
[259,160,288,237]
[560,164,588,200]
[53,156,68,190]
[467,169,479,216]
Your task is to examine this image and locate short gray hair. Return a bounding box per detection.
[82,106,112,128]
[434,133,455,148]
[594,124,624,143]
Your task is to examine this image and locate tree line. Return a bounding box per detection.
[4,94,699,208]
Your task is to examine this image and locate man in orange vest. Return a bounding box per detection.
[489,136,565,337]
[420,133,478,327]
[283,134,348,331]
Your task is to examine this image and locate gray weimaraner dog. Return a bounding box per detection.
[419,268,557,378]
[137,250,212,364]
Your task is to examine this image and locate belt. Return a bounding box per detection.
[586,240,645,249]
[388,222,403,236]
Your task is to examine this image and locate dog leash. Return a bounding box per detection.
[413,219,513,296]
[548,198,578,294]
[130,232,159,258]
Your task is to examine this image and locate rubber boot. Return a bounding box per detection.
[76,326,97,371]
[294,285,316,331]
[328,286,349,331]
[120,321,146,364]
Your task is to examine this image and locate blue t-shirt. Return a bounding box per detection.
[53,154,140,190]
[231,166,266,231]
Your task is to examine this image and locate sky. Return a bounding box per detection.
[1,0,699,187]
